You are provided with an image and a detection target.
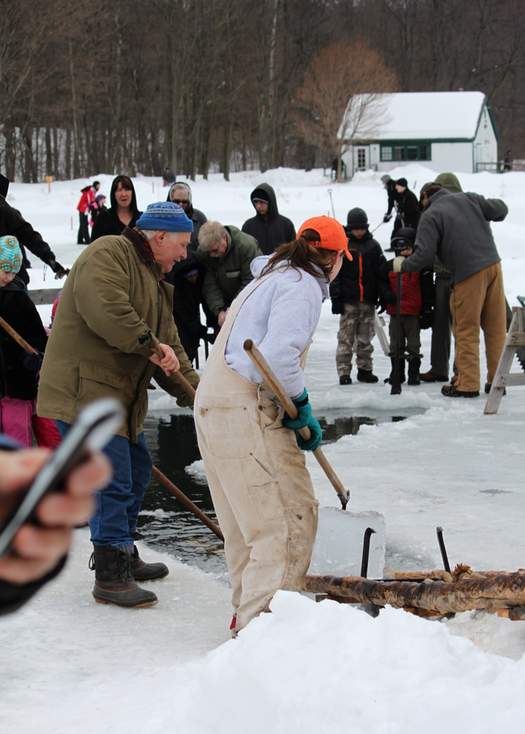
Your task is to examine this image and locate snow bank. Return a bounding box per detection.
[2,166,525,733]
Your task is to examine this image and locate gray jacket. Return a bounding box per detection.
[402,188,507,284]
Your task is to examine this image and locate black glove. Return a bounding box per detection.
[48,257,69,279]
[331,300,343,315]
[383,213,392,223]
[420,311,434,330]
[23,351,44,372]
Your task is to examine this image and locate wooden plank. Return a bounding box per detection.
[508,333,525,347]
[484,308,524,414]
[504,374,525,387]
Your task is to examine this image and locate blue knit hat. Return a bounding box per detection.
[0,235,22,274]
[136,201,193,233]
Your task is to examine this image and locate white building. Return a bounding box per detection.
[340,91,498,176]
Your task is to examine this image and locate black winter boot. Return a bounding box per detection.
[339,374,352,385]
[357,368,379,383]
[407,358,421,386]
[90,545,158,608]
[384,358,406,384]
[131,545,169,581]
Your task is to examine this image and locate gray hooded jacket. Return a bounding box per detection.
[401,188,507,284]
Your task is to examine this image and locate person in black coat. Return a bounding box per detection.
[0,174,68,285]
[330,207,389,384]
[392,178,420,237]
[90,175,141,241]
[241,183,296,255]
[164,182,209,363]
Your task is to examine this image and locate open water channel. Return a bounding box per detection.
[139,407,424,577]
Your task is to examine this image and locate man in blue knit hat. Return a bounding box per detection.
[38,202,200,609]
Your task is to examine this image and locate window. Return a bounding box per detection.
[380,142,430,162]
[357,148,366,169]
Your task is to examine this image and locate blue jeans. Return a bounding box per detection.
[56,422,152,547]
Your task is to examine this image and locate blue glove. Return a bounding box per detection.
[282,389,323,451]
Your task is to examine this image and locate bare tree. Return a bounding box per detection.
[293,39,397,178]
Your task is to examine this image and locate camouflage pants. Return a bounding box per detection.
[336,302,375,374]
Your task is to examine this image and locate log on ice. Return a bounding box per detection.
[302,571,525,613]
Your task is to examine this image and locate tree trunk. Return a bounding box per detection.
[65,127,72,181]
[302,570,525,615]
[68,40,80,179]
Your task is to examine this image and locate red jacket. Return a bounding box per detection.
[386,271,422,316]
[76,187,95,214]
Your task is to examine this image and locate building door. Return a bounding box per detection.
[356,147,368,170]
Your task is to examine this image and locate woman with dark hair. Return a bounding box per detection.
[90,175,141,242]
[194,216,350,635]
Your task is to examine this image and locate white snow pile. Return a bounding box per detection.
[1,166,525,733]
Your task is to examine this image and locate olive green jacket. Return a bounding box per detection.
[198,225,260,316]
[37,228,199,441]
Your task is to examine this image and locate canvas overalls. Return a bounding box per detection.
[194,272,319,632]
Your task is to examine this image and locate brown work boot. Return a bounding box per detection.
[90,545,158,608]
[441,385,479,398]
[131,545,169,581]
[420,370,448,382]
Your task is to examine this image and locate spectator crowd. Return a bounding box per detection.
[0,168,509,625]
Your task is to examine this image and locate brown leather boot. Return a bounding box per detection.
[90,545,158,608]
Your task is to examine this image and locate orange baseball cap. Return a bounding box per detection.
[297,215,352,260]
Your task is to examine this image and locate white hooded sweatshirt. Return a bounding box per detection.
[224,255,329,398]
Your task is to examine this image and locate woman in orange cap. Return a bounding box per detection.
[194,216,350,634]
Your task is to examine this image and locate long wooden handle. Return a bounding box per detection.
[152,465,224,542]
[243,339,349,510]
[151,335,197,401]
[0,315,39,354]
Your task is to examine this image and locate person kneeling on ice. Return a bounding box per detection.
[382,228,434,386]
[194,216,350,634]
[330,207,389,385]
[37,202,199,609]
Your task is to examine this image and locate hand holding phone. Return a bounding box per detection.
[0,399,122,559]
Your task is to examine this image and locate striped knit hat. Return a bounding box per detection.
[0,235,22,273]
[136,201,193,233]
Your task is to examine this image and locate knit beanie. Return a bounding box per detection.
[0,235,22,273]
[396,177,408,188]
[346,207,368,229]
[434,172,462,193]
[136,202,193,233]
[387,227,416,252]
[251,190,270,204]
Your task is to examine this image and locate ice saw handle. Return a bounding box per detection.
[243,339,349,510]
[150,335,197,404]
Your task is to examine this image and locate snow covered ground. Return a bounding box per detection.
[1,166,525,733]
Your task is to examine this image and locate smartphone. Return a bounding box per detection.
[0,398,124,557]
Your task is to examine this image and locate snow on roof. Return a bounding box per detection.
[343,91,487,141]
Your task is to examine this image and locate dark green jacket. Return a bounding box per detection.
[198,225,261,316]
[37,228,199,441]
